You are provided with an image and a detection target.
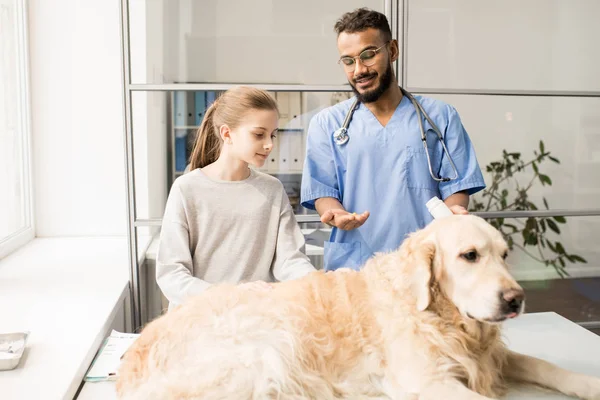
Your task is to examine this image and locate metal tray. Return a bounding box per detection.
[0,332,29,371]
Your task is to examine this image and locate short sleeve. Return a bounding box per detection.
[438,106,486,200]
[300,114,341,210]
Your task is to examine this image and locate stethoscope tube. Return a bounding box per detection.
[333,87,459,182]
[332,98,359,146]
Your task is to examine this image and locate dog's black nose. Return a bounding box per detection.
[501,288,525,314]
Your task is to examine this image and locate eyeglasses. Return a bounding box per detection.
[338,42,389,71]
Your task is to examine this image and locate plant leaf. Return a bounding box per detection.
[547,219,560,234]
[570,255,587,263]
[525,218,536,231]
[539,219,547,233]
[539,174,552,185]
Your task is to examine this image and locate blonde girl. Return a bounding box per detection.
[156,86,317,310]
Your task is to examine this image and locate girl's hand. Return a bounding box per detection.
[320,209,370,230]
[449,205,469,215]
[239,280,274,292]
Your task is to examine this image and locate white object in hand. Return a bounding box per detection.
[426,196,453,219]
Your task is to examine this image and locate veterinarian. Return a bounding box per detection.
[300,8,486,271]
[157,86,317,310]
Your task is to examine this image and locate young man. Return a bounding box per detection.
[301,8,486,271]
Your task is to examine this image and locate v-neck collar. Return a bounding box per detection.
[357,94,410,130]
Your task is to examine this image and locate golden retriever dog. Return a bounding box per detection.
[116,215,600,399]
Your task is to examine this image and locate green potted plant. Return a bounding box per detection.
[469,141,587,278]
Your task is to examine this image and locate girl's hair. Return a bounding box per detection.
[189,86,279,170]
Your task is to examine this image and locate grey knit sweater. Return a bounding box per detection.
[156,168,316,309]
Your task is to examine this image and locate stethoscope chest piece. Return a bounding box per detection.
[333,127,349,146]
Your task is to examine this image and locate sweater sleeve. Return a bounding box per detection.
[156,183,211,307]
[271,188,318,282]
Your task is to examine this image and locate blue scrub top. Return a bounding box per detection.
[300,94,486,271]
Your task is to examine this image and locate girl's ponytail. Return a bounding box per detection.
[189,101,221,170]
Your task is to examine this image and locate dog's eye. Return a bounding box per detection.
[502,252,508,260]
[461,251,478,262]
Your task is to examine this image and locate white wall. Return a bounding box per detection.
[28,0,127,236]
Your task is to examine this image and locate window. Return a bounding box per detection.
[0,0,33,259]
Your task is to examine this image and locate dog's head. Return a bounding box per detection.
[399,214,525,323]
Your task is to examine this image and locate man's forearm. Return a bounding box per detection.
[315,197,345,217]
[444,190,469,209]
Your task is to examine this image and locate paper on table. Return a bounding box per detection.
[85,330,140,382]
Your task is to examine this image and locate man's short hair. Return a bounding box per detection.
[334,8,392,42]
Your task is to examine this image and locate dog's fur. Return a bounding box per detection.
[116,215,600,399]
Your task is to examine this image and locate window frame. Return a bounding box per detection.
[0,0,34,260]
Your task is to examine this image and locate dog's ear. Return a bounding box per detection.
[403,231,436,311]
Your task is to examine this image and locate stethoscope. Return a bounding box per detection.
[333,87,459,182]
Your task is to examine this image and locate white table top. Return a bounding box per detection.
[78,312,600,399]
[0,238,130,400]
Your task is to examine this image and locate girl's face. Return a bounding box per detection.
[228,109,279,168]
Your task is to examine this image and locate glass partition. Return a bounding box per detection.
[131,89,354,219]
[127,0,390,85]
[512,216,600,333]
[406,0,600,91]
[427,94,600,212]
[123,0,600,329]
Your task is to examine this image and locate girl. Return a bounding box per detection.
[156,86,317,310]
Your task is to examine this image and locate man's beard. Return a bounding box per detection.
[350,63,394,103]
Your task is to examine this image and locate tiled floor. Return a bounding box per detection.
[520,277,600,336]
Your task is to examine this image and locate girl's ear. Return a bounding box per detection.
[219,124,232,144]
